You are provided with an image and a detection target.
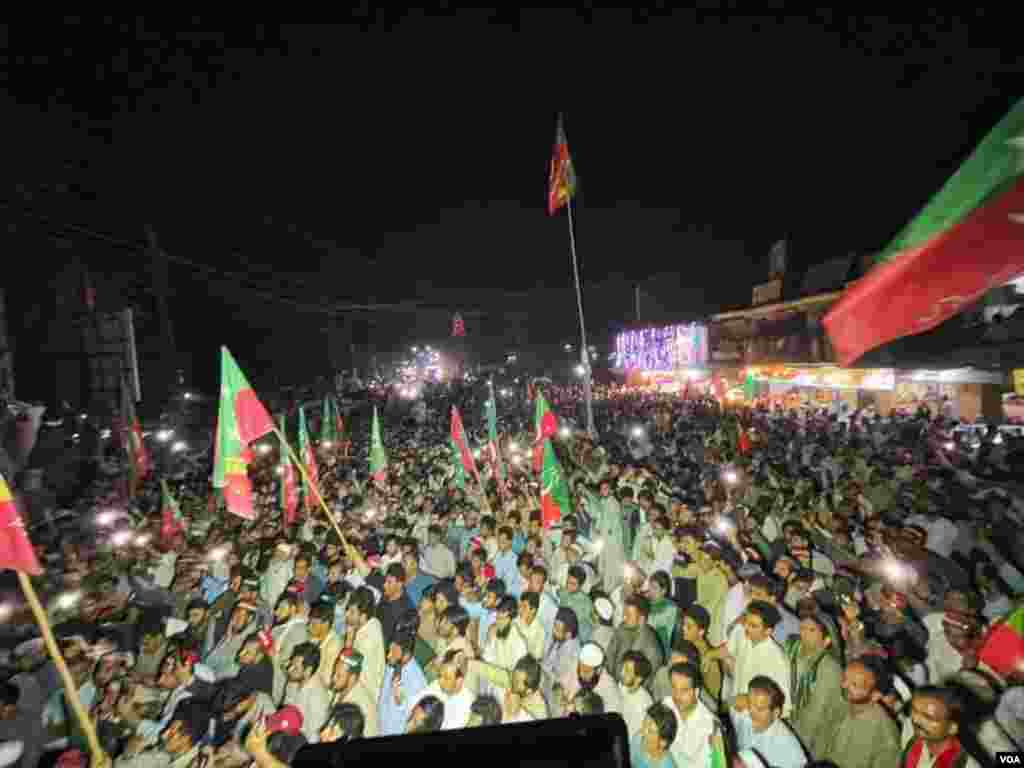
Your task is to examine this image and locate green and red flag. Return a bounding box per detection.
[484,383,506,493]
[160,479,186,543]
[320,395,337,444]
[0,472,42,575]
[547,113,577,216]
[450,406,479,483]
[213,347,275,521]
[298,406,319,514]
[825,98,1024,365]
[978,603,1024,680]
[279,415,299,526]
[449,436,466,490]
[369,406,388,483]
[120,373,149,498]
[533,392,558,473]
[540,439,570,529]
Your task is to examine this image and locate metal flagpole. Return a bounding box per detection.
[566,196,596,438]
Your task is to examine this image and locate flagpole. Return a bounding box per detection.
[566,196,596,439]
[17,572,107,767]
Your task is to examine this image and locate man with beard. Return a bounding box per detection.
[476,579,506,651]
[282,642,330,743]
[561,642,623,716]
[376,563,415,644]
[330,649,379,738]
[527,564,560,646]
[503,655,549,723]
[379,630,428,736]
[344,586,386,700]
[604,595,664,688]
[820,657,902,768]
[205,602,257,680]
[785,611,845,758]
[267,593,309,705]
[661,661,719,768]
[515,592,546,662]
[542,608,580,715]
[903,687,981,768]
[469,597,527,698]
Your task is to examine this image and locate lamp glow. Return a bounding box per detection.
[96,511,115,526]
[156,429,174,442]
[111,531,133,548]
[559,427,571,439]
[171,441,187,453]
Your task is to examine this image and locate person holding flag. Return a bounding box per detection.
[298,407,319,516]
[279,416,299,527]
[369,407,388,485]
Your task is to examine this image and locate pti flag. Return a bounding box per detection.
[0,473,42,575]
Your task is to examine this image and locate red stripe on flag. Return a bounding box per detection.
[825,179,1024,366]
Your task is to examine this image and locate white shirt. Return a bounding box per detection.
[726,624,792,717]
[620,683,653,739]
[410,681,474,731]
[515,617,546,662]
[663,696,717,768]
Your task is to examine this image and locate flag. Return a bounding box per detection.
[369,406,388,482]
[743,372,757,402]
[279,416,299,526]
[298,407,319,514]
[0,472,42,575]
[484,384,506,492]
[120,374,148,497]
[547,113,577,215]
[452,313,466,338]
[449,436,466,490]
[160,480,186,543]
[539,439,570,529]
[320,395,337,444]
[450,407,479,482]
[978,603,1024,679]
[738,425,752,456]
[824,98,1024,365]
[213,347,274,521]
[533,392,559,473]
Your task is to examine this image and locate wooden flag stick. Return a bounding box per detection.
[270,426,351,552]
[16,572,107,767]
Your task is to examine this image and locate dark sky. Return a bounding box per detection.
[2,16,1020,397]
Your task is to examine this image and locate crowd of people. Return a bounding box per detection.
[3,379,1024,768]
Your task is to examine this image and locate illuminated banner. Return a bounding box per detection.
[746,365,895,391]
[615,324,708,371]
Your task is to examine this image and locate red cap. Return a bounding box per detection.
[265,705,304,736]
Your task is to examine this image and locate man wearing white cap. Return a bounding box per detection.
[591,596,616,651]
[560,642,623,717]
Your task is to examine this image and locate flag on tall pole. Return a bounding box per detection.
[450,406,479,483]
[540,439,570,529]
[279,416,299,526]
[533,392,559,474]
[369,406,388,483]
[298,407,319,514]
[120,373,148,497]
[160,479,186,543]
[0,473,42,575]
[824,98,1024,365]
[547,113,577,216]
[213,347,275,521]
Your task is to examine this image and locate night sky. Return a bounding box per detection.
[2,17,1019,399]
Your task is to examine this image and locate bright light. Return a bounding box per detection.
[100,429,112,439]
[715,519,733,535]
[631,426,645,438]
[322,440,333,449]
[501,389,510,397]
[156,429,174,442]
[944,442,955,451]
[135,534,151,547]
[111,531,133,548]
[723,470,738,485]
[412,347,419,353]
[425,346,432,352]
[275,466,284,476]
[594,539,605,553]
[883,560,909,583]
[994,434,1004,444]
[80,412,88,420]
[564,344,573,352]
[57,592,81,611]
[257,444,272,455]
[171,441,187,453]
[183,392,193,400]
[574,364,585,376]
[209,547,228,562]
[512,456,522,465]
[72,433,80,440]
[0,604,12,622]
[559,427,571,439]
[96,511,116,526]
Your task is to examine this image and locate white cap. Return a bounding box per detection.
[594,597,613,622]
[165,618,189,638]
[579,642,604,668]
